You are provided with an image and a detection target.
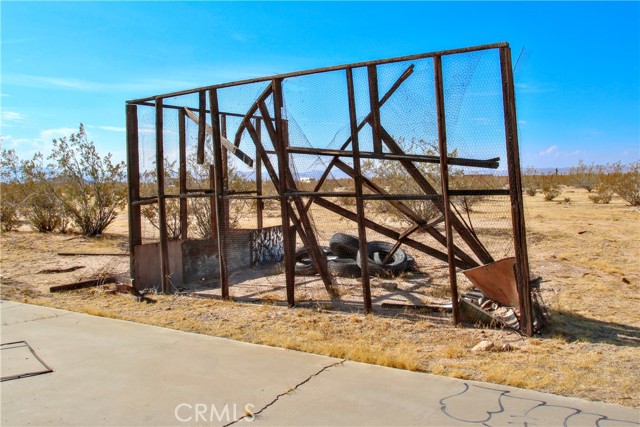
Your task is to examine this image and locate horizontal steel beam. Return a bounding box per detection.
[127,42,509,103]
[286,147,500,169]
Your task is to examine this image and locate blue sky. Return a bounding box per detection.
[1,1,638,169]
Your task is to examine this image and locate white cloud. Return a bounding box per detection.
[0,134,42,151]
[87,125,126,133]
[539,145,558,156]
[518,120,527,125]
[3,73,198,94]
[39,127,78,142]
[1,111,27,121]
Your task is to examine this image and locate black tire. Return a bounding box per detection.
[329,233,360,259]
[327,258,361,278]
[359,241,408,277]
[294,246,334,276]
[405,254,417,272]
[295,246,332,262]
[294,259,316,276]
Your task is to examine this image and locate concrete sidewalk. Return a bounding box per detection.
[1,300,638,427]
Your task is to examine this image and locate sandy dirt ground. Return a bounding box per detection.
[1,187,639,407]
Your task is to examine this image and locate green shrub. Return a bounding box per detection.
[48,125,127,236]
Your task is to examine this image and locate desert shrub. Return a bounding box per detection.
[0,186,21,231]
[569,160,598,192]
[360,138,450,226]
[1,150,23,231]
[186,145,246,238]
[540,173,561,201]
[16,152,68,232]
[612,161,640,206]
[140,161,183,239]
[588,164,617,204]
[522,166,539,196]
[47,125,127,236]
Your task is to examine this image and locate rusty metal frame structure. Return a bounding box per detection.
[126,42,534,336]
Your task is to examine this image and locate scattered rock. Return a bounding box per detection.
[622,277,631,284]
[498,342,513,352]
[381,282,398,291]
[472,340,494,353]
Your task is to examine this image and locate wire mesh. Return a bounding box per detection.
[126,44,527,324]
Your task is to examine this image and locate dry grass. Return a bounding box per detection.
[1,187,639,408]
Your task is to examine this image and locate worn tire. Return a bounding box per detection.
[329,233,360,259]
[327,258,362,278]
[294,246,334,276]
[359,241,408,277]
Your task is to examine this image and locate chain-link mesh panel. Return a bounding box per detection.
[126,44,527,324]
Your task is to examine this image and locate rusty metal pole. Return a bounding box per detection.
[208,89,230,299]
[155,98,171,294]
[197,91,206,164]
[500,46,533,336]
[221,114,230,230]
[434,55,460,324]
[178,109,188,240]
[367,65,382,154]
[126,104,141,286]
[255,118,264,230]
[347,67,373,314]
[272,78,296,306]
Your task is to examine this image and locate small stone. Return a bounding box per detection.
[472,340,494,353]
[622,277,630,284]
[499,342,513,352]
[381,282,398,291]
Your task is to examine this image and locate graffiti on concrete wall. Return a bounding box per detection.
[250,226,284,266]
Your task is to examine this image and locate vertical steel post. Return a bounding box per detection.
[367,65,382,154]
[126,104,141,286]
[221,114,230,230]
[272,78,296,306]
[255,118,264,230]
[209,89,230,299]
[347,67,373,314]
[500,46,533,336]
[197,91,206,164]
[434,55,460,324]
[155,98,171,294]
[178,109,188,240]
[209,165,218,240]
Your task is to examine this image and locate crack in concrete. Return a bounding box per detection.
[223,359,346,427]
[1,313,71,326]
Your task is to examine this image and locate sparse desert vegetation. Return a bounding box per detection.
[1,165,639,407]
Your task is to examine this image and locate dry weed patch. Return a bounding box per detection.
[1,187,639,407]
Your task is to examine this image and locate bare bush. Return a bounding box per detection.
[569,160,598,193]
[361,138,444,226]
[540,173,561,201]
[16,152,68,232]
[1,150,23,231]
[522,166,539,196]
[587,164,618,205]
[612,161,640,206]
[140,161,183,239]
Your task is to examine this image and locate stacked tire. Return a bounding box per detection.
[295,233,414,278]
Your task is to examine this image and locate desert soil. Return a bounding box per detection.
[1,187,639,408]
